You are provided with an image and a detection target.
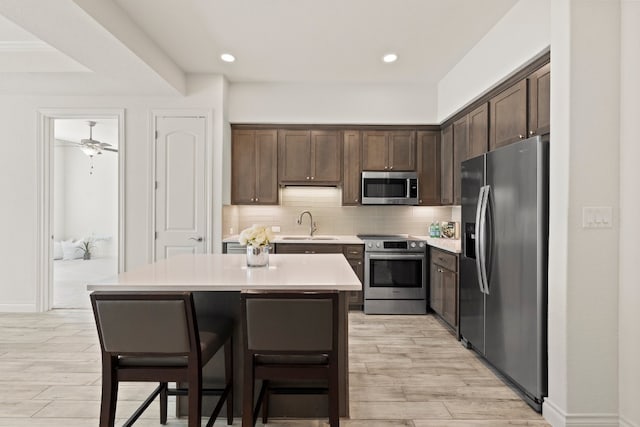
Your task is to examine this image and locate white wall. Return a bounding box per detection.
[437,0,550,121]
[0,74,226,311]
[229,82,438,124]
[618,1,640,426]
[544,1,621,426]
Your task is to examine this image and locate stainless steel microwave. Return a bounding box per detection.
[361,171,419,205]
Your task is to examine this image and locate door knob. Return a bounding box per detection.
[189,237,204,242]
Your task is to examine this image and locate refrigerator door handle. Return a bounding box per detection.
[478,185,491,294]
[474,186,487,294]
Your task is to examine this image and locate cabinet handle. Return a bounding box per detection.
[519,134,525,139]
[255,198,259,202]
[306,176,310,180]
[419,199,423,203]
[358,261,362,265]
[355,198,358,202]
[250,198,254,202]
[529,130,535,136]
[384,166,388,170]
[390,166,393,170]
[311,176,315,180]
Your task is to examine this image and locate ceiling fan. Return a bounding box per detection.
[77,121,118,157]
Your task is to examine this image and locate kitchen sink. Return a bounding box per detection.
[280,236,338,241]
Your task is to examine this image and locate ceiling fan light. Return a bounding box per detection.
[80,145,99,157]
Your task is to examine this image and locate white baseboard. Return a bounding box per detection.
[543,399,619,426]
[620,415,639,427]
[0,303,37,312]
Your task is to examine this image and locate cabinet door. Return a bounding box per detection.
[490,79,527,150]
[442,268,457,327]
[231,130,257,204]
[342,130,361,205]
[467,103,489,159]
[528,63,550,136]
[278,130,311,183]
[453,116,468,205]
[347,259,364,307]
[430,261,443,315]
[440,125,454,205]
[254,130,278,204]
[310,130,342,184]
[362,131,388,171]
[388,131,416,171]
[417,131,440,205]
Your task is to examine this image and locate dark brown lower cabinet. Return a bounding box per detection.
[429,248,458,331]
[274,243,364,310]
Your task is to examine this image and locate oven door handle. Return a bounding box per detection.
[366,253,426,260]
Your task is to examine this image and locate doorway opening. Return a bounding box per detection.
[37,109,125,311]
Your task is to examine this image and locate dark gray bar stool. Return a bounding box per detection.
[90,291,233,427]
[240,290,339,427]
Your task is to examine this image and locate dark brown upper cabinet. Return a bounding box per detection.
[278,129,342,185]
[528,62,550,137]
[440,125,454,206]
[342,130,362,206]
[362,130,416,171]
[416,130,441,206]
[489,79,528,151]
[467,103,489,159]
[231,129,278,205]
[452,116,468,205]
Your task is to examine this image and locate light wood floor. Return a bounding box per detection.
[0,309,549,426]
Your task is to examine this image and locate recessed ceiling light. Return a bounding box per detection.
[382,53,398,63]
[220,53,236,63]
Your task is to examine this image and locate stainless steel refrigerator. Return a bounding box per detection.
[459,135,548,412]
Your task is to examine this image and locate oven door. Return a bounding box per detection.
[364,253,426,299]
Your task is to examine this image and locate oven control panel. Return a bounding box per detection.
[364,239,425,253]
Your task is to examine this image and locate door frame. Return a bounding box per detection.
[149,110,213,261]
[36,108,126,312]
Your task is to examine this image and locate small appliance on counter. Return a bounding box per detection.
[358,234,427,314]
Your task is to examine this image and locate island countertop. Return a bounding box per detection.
[87,253,362,292]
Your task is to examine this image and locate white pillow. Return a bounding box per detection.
[53,241,63,260]
[62,240,83,260]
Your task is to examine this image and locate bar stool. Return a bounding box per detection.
[240,290,339,427]
[90,291,233,427]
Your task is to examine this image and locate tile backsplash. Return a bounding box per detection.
[223,187,460,237]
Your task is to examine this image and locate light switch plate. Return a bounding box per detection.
[271,225,281,233]
[582,206,613,228]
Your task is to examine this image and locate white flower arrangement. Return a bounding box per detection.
[238,224,275,247]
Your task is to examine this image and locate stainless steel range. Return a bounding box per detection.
[359,234,427,314]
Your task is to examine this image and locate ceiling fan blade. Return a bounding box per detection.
[102,147,118,153]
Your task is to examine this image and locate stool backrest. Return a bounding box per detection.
[91,292,197,356]
[241,291,339,353]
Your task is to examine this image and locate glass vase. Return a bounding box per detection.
[246,245,269,267]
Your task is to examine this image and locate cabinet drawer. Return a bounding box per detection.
[343,244,364,260]
[431,248,457,271]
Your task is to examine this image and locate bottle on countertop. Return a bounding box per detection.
[429,221,441,238]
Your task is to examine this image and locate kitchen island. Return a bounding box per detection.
[88,253,360,420]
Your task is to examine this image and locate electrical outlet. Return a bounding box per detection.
[271,225,281,233]
[582,206,613,229]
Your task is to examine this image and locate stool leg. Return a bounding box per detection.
[242,352,254,427]
[328,360,339,427]
[188,365,202,427]
[225,338,233,425]
[100,355,118,427]
[160,382,168,424]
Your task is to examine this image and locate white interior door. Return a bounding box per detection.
[155,116,207,260]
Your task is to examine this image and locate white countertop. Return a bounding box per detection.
[223,234,363,245]
[414,236,462,254]
[223,234,461,253]
[87,254,362,292]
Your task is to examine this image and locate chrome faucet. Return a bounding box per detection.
[297,210,317,237]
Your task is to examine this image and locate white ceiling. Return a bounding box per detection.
[0,0,518,94]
